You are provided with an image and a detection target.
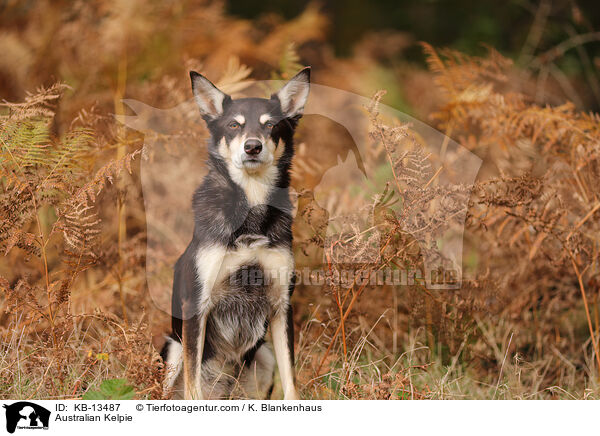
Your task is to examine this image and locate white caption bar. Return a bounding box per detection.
[0,400,592,435]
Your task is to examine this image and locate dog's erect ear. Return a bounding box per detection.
[190,71,229,119]
[273,67,310,118]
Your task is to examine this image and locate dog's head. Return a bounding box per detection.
[190,67,310,174]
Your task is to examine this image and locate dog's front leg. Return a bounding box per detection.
[184,245,227,400]
[182,312,208,400]
[265,249,299,400]
[271,307,299,400]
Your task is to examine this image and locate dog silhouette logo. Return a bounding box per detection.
[2,402,50,433]
[119,79,482,317]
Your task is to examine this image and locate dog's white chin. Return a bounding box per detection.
[242,159,266,173]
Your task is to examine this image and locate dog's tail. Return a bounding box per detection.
[161,334,183,391]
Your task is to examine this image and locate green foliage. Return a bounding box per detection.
[82,379,135,400]
[275,42,304,80]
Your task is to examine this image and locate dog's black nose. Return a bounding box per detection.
[244,139,262,155]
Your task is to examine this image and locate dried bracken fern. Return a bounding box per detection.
[0,84,161,399]
[426,43,600,378]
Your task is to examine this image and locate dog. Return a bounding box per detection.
[160,67,310,400]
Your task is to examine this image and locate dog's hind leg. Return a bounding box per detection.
[161,335,183,395]
[237,342,276,399]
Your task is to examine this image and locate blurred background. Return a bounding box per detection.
[229,0,600,63]
[1,0,600,112]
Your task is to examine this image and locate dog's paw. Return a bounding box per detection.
[283,389,300,400]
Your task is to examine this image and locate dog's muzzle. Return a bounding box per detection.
[244,139,262,156]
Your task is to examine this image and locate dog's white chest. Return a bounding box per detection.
[195,237,294,361]
[195,237,294,312]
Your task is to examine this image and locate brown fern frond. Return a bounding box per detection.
[0,83,69,121]
[69,148,141,206]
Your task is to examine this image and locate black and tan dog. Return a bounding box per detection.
[160,68,310,399]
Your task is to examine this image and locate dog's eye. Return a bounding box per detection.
[228,121,240,129]
[265,121,274,129]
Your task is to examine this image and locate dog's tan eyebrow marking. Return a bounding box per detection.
[259,114,271,124]
[234,115,245,125]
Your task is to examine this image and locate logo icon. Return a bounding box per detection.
[2,402,50,433]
